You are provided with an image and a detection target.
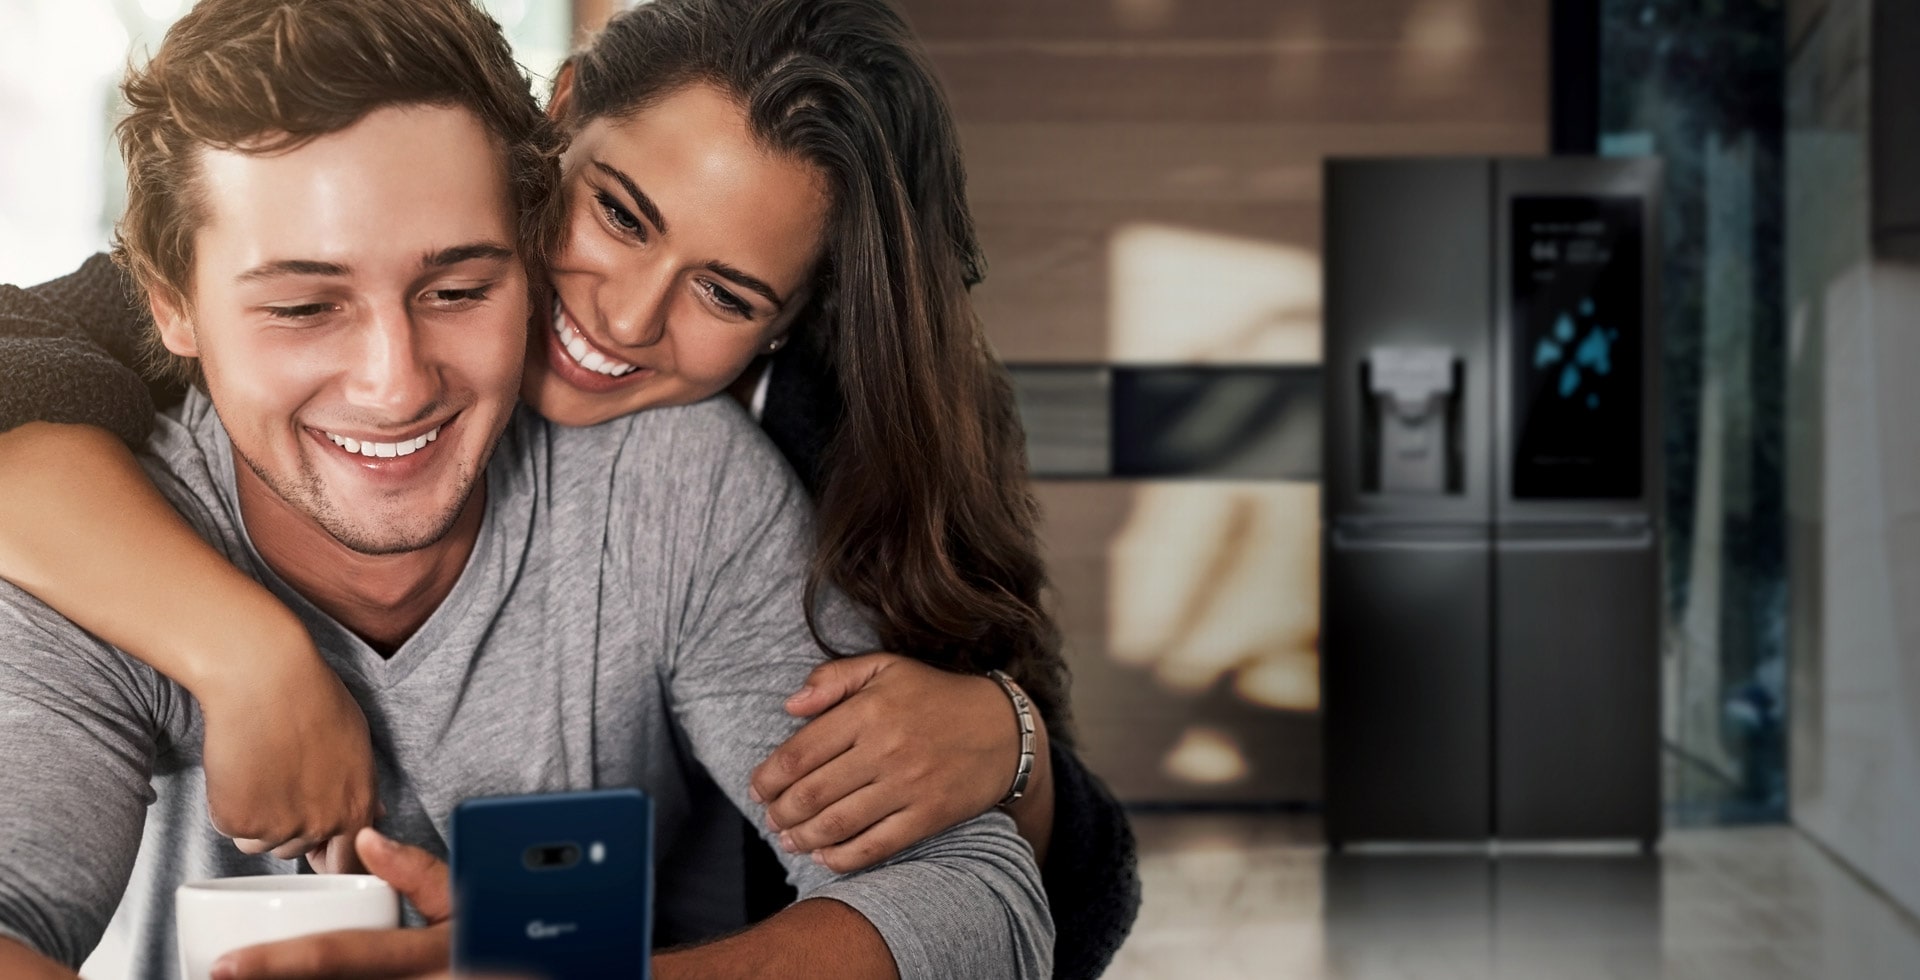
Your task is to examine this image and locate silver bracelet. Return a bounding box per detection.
[987,670,1036,807]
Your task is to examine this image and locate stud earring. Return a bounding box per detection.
[766,338,785,353]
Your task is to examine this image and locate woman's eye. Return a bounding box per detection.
[595,191,645,238]
[699,280,753,318]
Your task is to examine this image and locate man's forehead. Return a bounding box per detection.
[192,104,518,278]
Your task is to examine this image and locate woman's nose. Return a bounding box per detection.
[602,272,671,349]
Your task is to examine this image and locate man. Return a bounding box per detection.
[0,1,1051,978]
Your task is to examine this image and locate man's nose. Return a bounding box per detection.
[346,304,440,420]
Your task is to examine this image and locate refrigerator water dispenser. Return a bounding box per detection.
[1365,346,1460,494]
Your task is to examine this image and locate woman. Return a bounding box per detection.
[0,0,1136,975]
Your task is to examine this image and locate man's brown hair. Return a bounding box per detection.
[111,0,565,386]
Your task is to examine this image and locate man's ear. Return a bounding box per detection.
[149,287,199,358]
[547,61,577,123]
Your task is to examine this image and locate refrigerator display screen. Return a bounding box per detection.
[1509,196,1644,499]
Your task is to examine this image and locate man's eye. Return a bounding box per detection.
[428,287,492,306]
[595,191,644,237]
[265,303,332,320]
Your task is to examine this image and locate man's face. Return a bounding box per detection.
[154,104,528,555]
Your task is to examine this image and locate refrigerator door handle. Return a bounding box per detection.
[1331,528,1488,552]
[1494,531,1654,552]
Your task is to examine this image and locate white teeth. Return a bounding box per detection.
[551,303,640,377]
[323,425,440,459]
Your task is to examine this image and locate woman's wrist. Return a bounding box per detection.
[987,671,1055,865]
[985,670,1037,806]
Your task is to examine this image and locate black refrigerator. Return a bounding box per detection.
[1321,157,1662,846]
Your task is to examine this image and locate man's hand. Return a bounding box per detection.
[196,631,383,863]
[749,653,1046,873]
[211,829,449,980]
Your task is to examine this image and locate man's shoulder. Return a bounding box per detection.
[0,576,168,716]
[507,399,811,590]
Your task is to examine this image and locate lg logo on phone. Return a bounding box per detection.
[526,919,579,941]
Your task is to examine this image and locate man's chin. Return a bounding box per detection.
[311,500,472,556]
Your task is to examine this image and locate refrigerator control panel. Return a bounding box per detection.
[1508,195,1646,500]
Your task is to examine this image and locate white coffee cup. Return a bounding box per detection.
[175,874,399,980]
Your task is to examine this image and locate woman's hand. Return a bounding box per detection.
[193,620,381,864]
[749,653,1050,873]
[212,829,450,979]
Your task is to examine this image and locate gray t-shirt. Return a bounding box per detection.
[0,390,1051,978]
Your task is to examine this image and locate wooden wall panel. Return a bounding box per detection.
[899,0,1548,44]
[895,0,1550,803]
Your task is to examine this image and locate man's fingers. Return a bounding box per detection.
[765,751,875,832]
[778,782,899,854]
[231,837,285,857]
[212,924,447,980]
[749,709,858,805]
[355,827,452,920]
[807,807,919,875]
[783,652,900,718]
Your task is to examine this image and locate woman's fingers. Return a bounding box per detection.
[779,783,901,856]
[750,707,859,805]
[808,808,923,874]
[783,652,903,718]
[766,751,881,841]
[266,837,322,861]
[306,834,366,875]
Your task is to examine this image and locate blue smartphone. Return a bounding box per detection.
[451,788,653,980]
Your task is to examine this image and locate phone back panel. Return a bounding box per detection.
[451,789,652,980]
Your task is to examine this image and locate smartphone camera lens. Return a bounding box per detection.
[523,842,582,870]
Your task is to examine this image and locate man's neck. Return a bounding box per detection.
[232,460,486,656]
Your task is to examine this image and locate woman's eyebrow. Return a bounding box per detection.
[592,160,667,234]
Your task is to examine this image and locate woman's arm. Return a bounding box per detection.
[0,254,166,446]
[0,425,379,864]
[749,653,1055,869]
[1039,742,1140,980]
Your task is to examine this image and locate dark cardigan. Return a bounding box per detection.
[1,255,1140,978]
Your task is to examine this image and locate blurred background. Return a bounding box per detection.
[4,0,1919,977]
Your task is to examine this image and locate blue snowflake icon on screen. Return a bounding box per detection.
[1532,296,1616,409]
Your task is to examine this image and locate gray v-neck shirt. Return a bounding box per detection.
[0,390,1050,978]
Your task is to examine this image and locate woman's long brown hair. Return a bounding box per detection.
[562,0,1073,740]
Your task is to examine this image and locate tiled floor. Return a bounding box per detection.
[1105,812,1920,979]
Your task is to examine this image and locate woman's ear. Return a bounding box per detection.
[149,288,199,358]
[547,61,578,123]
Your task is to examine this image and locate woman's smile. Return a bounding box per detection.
[540,297,656,395]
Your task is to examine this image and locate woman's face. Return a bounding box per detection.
[525,82,831,426]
